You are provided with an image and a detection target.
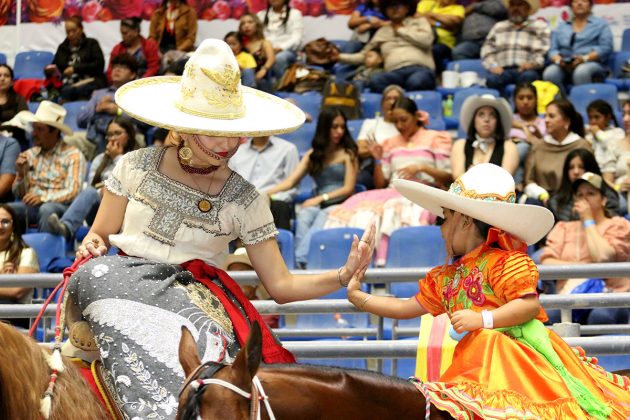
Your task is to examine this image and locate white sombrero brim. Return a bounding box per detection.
[393,179,555,245]
[18,110,73,136]
[115,76,305,137]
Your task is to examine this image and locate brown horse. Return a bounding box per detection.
[177,322,453,420]
[0,321,108,420]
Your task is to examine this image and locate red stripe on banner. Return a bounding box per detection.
[427,314,448,381]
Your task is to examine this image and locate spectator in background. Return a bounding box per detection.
[239,13,275,92]
[0,65,26,198]
[229,135,299,230]
[524,99,591,204]
[0,65,27,126]
[548,148,621,222]
[51,16,106,102]
[335,0,436,93]
[224,31,257,88]
[345,0,388,53]
[266,108,359,268]
[481,0,549,93]
[415,0,465,73]
[614,101,630,215]
[541,172,630,325]
[78,54,138,156]
[10,101,85,232]
[0,204,38,329]
[149,0,197,68]
[257,0,303,81]
[108,18,160,81]
[543,0,612,93]
[351,48,384,92]
[451,95,518,180]
[451,0,507,60]
[584,100,625,185]
[45,117,138,240]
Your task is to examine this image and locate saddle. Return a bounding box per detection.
[72,358,124,420]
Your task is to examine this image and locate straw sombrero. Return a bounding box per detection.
[393,163,554,245]
[115,39,305,137]
[18,100,73,136]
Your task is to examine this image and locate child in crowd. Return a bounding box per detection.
[224,31,257,87]
[351,48,384,91]
[347,163,630,419]
[584,99,625,185]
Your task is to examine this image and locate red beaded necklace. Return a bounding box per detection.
[177,143,220,175]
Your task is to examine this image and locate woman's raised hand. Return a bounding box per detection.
[340,222,376,285]
[76,235,108,260]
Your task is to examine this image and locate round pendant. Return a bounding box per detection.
[198,199,212,213]
[178,146,193,162]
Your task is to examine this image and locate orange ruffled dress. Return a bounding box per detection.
[414,229,630,419]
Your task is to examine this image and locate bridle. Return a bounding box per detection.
[179,361,276,420]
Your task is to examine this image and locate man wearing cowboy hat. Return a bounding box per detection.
[11,101,86,232]
[480,0,550,93]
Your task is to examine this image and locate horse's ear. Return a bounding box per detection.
[245,321,263,379]
[179,326,202,377]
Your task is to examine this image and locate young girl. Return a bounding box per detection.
[347,163,630,419]
[585,99,625,185]
[224,31,257,88]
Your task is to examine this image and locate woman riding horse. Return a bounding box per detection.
[64,39,375,420]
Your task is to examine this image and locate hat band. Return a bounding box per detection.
[448,179,516,203]
[175,101,245,120]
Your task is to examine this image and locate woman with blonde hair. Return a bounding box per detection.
[238,13,276,92]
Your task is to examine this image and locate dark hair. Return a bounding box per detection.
[162,0,186,5]
[547,98,585,137]
[555,148,602,207]
[381,0,417,17]
[464,104,506,169]
[121,17,142,31]
[111,53,139,75]
[91,117,138,186]
[393,96,423,127]
[586,99,619,127]
[308,108,358,176]
[0,64,21,109]
[0,204,28,269]
[513,82,538,114]
[263,0,291,28]
[473,218,492,241]
[224,31,242,43]
[65,15,83,29]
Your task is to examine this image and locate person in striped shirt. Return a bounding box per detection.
[10,101,85,232]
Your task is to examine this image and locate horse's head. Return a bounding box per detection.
[177,322,264,420]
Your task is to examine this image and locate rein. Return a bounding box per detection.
[180,363,275,420]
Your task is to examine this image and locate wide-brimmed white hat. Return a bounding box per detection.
[459,95,512,136]
[115,38,305,137]
[502,0,540,14]
[19,101,73,136]
[393,163,554,245]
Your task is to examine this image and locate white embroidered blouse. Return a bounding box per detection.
[104,147,277,267]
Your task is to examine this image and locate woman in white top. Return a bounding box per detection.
[67,39,374,420]
[257,0,304,80]
[584,99,625,185]
[0,203,39,328]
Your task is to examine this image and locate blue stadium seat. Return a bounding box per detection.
[28,102,39,113]
[386,226,447,269]
[63,101,89,132]
[447,87,500,132]
[307,227,365,270]
[407,90,443,118]
[569,83,619,121]
[622,28,630,52]
[0,53,6,65]
[22,233,67,273]
[361,92,382,118]
[14,51,54,80]
[282,92,322,121]
[277,228,296,269]
[278,122,315,156]
[446,59,489,77]
[425,118,446,131]
[346,119,364,139]
[605,52,630,91]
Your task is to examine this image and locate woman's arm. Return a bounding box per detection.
[246,224,375,303]
[262,40,276,70]
[450,140,466,180]
[348,10,369,29]
[583,223,616,262]
[76,189,128,258]
[501,140,519,176]
[266,152,310,196]
[303,153,358,207]
[428,12,463,31]
[0,264,37,300]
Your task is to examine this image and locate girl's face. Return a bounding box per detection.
[188,134,241,166]
[0,67,12,91]
[105,122,130,150]
[587,109,610,131]
[329,115,346,144]
[439,209,470,256]
[474,106,498,138]
[391,108,417,137]
[381,90,401,116]
[240,16,256,37]
[567,156,585,183]
[544,104,568,138]
[0,208,13,245]
[225,36,242,55]
[624,103,630,133]
[575,182,604,214]
[515,89,536,117]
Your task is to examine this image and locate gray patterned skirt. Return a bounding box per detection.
[67,255,240,420]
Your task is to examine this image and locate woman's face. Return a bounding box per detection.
[571,0,591,15]
[381,90,401,117]
[385,3,409,22]
[105,122,130,151]
[567,156,585,183]
[240,16,257,37]
[0,208,14,245]
[587,109,610,131]
[515,89,536,117]
[0,67,12,92]
[391,108,417,137]
[225,36,242,55]
[120,25,139,46]
[545,104,568,138]
[575,182,604,214]
[329,115,346,144]
[474,106,498,138]
[623,103,630,133]
[65,21,83,45]
[189,134,241,166]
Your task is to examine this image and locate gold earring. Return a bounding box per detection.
[178,137,193,164]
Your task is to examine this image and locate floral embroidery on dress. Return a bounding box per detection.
[441,254,495,313]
